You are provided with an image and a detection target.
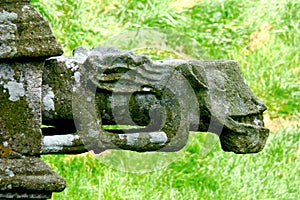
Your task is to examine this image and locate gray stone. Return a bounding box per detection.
[0,1,65,199]
[42,134,86,154]
[0,0,63,156]
[0,0,63,59]
[0,61,43,156]
[42,46,269,154]
[0,158,66,199]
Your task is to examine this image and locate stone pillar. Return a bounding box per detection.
[0,0,65,199]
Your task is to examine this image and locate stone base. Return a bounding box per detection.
[0,192,51,199]
[0,158,66,199]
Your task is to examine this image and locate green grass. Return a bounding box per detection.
[42,125,300,200]
[29,0,300,199]
[31,0,299,118]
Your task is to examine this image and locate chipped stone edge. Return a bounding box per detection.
[41,134,80,153]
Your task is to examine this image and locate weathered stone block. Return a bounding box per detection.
[0,0,63,59]
[0,61,43,156]
[0,1,65,199]
[42,46,269,154]
[0,158,66,199]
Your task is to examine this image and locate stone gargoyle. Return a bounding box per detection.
[41,46,269,154]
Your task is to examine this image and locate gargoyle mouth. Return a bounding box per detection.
[230,113,265,127]
[219,112,269,154]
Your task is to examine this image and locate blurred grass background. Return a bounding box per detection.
[31,0,300,199]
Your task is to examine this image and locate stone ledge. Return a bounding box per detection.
[0,158,66,195]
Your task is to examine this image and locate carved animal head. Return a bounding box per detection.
[43,46,269,154]
[177,60,270,153]
[73,47,269,154]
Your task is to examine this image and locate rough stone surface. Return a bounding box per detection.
[0,0,63,59]
[42,46,269,154]
[42,134,86,154]
[40,131,169,154]
[0,157,66,198]
[42,55,83,120]
[0,1,65,198]
[0,61,43,157]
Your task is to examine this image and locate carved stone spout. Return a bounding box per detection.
[42,46,269,154]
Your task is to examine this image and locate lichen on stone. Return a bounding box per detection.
[3,81,25,101]
[42,84,55,112]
